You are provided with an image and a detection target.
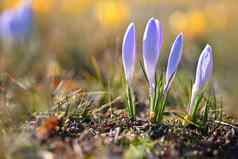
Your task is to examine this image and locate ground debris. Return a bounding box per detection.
[30,111,238,159]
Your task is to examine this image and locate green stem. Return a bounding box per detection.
[127,85,135,120]
[156,93,167,122]
[191,94,203,122]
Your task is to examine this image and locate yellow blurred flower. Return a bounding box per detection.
[188,11,206,36]
[95,1,129,29]
[0,0,21,11]
[60,0,93,15]
[32,0,56,14]
[170,2,229,38]
[0,0,56,15]
[169,10,206,39]
[139,0,192,5]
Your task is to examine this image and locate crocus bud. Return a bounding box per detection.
[164,33,184,94]
[189,44,213,115]
[0,0,33,41]
[143,18,162,92]
[159,23,163,49]
[122,23,136,85]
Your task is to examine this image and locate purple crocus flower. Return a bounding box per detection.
[164,33,184,94]
[189,44,213,114]
[158,23,163,49]
[143,18,162,92]
[122,23,136,85]
[0,0,33,41]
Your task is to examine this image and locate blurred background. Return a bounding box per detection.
[1,0,238,130]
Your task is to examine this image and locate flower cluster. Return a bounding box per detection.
[122,17,213,124]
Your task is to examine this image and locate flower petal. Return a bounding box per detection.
[164,33,184,93]
[122,23,136,84]
[143,18,162,90]
[194,44,213,90]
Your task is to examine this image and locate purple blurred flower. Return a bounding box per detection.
[0,0,33,41]
[189,44,213,114]
[143,18,162,92]
[122,23,136,85]
[164,33,184,94]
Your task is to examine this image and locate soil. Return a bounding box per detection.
[31,104,238,159]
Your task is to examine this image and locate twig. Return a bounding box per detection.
[214,120,238,129]
[93,96,122,114]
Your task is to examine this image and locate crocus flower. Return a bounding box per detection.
[0,0,33,41]
[143,18,162,92]
[158,24,163,49]
[164,33,184,94]
[188,44,213,115]
[122,23,136,85]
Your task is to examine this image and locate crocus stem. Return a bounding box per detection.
[188,86,199,115]
[203,97,210,124]
[156,92,167,122]
[127,85,135,120]
[149,76,163,123]
[149,84,155,109]
[149,84,157,122]
[149,94,155,122]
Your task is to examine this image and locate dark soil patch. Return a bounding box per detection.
[32,110,238,159]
